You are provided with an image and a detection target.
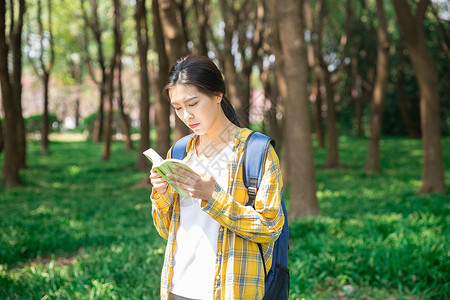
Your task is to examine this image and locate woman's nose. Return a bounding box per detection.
[183,108,193,120]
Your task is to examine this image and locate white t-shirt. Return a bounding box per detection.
[170,141,233,300]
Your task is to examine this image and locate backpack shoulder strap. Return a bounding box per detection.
[242,131,276,283]
[243,131,275,207]
[171,133,195,160]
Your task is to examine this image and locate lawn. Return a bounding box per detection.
[0,136,449,299]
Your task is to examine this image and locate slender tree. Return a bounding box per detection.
[0,0,25,186]
[268,0,288,183]
[305,1,325,149]
[392,0,446,194]
[158,0,190,141]
[365,0,390,173]
[102,0,122,161]
[80,0,106,143]
[192,0,209,56]
[136,0,151,171]
[10,0,27,169]
[152,0,171,155]
[0,120,3,152]
[277,0,319,218]
[117,41,133,151]
[27,0,55,152]
[218,0,265,128]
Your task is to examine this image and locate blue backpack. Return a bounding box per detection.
[171,131,289,300]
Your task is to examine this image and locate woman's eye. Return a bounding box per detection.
[174,107,182,111]
[189,102,198,107]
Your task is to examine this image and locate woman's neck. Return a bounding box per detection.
[196,119,239,157]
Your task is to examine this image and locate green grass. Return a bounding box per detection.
[0,136,449,299]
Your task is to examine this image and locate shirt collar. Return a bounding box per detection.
[185,127,252,156]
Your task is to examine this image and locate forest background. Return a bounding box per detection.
[0,0,449,298]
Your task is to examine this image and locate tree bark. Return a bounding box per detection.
[277,0,319,218]
[269,0,288,184]
[351,50,365,138]
[152,0,171,155]
[219,0,244,127]
[365,0,390,174]
[392,0,446,194]
[102,0,121,161]
[0,0,21,186]
[305,0,325,150]
[396,71,421,138]
[193,0,209,56]
[311,76,325,149]
[80,0,106,143]
[136,0,151,171]
[0,120,4,153]
[32,0,54,153]
[322,65,340,168]
[117,51,133,150]
[11,0,26,169]
[157,0,190,141]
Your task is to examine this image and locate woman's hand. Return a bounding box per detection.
[149,168,169,195]
[168,165,217,201]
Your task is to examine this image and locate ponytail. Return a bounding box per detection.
[221,96,241,127]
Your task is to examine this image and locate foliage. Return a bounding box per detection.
[0,136,448,299]
[82,111,133,141]
[24,113,61,134]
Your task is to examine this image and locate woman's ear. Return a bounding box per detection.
[215,92,223,104]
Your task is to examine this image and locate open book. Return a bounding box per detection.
[143,148,198,198]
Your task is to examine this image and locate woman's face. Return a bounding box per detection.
[169,84,222,136]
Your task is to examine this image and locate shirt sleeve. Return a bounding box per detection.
[150,148,177,240]
[201,145,285,244]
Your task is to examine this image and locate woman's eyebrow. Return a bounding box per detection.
[171,96,198,105]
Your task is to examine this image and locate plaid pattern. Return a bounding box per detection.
[150,128,285,300]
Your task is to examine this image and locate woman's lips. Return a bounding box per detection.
[189,123,199,129]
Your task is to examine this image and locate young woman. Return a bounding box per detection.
[149,55,284,300]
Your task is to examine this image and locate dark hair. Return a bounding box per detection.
[163,55,240,127]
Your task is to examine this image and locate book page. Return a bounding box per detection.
[143,148,164,166]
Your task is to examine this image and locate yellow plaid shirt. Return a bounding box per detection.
[150,128,285,299]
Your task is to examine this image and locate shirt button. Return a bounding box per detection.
[216,275,220,280]
[219,228,223,232]
[218,251,222,256]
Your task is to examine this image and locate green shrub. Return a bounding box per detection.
[82,111,132,140]
[25,113,61,134]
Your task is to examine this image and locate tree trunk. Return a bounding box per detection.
[396,72,420,138]
[102,69,114,161]
[93,87,105,142]
[322,66,340,168]
[157,0,190,141]
[42,73,50,152]
[277,0,319,218]
[102,0,121,161]
[311,76,325,149]
[117,53,133,150]
[193,0,209,56]
[269,0,288,184]
[136,0,151,171]
[0,120,4,153]
[392,0,446,194]
[219,0,244,127]
[365,0,390,174]
[152,0,171,155]
[258,60,282,146]
[81,0,106,143]
[304,0,324,150]
[11,0,26,169]
[351,51,365,138]
[0,0,20,186]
